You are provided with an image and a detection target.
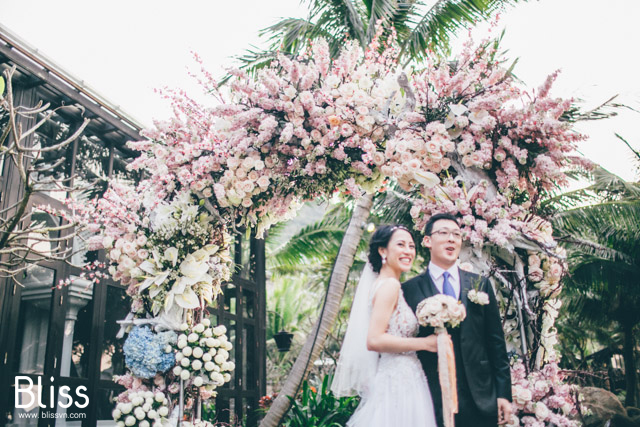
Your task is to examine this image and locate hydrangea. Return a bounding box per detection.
[123,326,176,379]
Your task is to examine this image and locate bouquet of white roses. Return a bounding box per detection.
[171,318,235,397]
[113,390,170,427]
[415,294,466,427]
[416,294,466,331]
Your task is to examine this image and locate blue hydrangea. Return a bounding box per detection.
[123,326,176,378]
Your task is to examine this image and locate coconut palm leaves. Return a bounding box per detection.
[552,160,640,407]
[239,0,529,73]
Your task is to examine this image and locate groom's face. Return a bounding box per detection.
[424,219,462,269]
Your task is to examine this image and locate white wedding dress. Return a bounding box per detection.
[346,285,437,427]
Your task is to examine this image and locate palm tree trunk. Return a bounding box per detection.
[259,193,374,427]
[623,320,638,407]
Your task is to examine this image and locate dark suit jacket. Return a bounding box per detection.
[402,268,511,420]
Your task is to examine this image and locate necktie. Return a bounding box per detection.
[442,271,456,299]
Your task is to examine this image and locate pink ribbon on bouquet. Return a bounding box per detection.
[436,329,458,427]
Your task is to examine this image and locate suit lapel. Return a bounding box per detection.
[422,269,439,300]
[459,268,471,310]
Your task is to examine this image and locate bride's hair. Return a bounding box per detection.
[367,224,412,273]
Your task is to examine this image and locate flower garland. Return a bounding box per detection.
[509,361,581,427]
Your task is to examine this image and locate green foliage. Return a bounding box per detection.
[283,375,360,427]
[268,275,318,338]
[236,0,529,76]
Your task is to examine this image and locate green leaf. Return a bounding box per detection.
[0,76,5,98]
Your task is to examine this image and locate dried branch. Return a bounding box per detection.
[0,66,94,284]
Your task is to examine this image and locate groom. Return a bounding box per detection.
[402,213,512,426]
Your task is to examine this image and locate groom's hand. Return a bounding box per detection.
[497,398,512,425]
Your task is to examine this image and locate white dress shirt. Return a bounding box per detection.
[428,261,461,300]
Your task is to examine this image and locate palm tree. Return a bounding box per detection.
[239,0,529,73]
[552,160,640,407]
[260,193,373,427]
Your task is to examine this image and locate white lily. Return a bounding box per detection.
[164,247,179,267]
[413,170,440,188]
[449,103,468,116]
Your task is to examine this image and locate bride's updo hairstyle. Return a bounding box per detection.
[368,224,411,273]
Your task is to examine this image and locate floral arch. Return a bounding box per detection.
[77,30,587,426]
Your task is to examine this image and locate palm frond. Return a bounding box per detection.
[267,214,350,270]
[616,133,640,177]
[363,0,404,40]
[399,0,528,63]
[306,0,367,46]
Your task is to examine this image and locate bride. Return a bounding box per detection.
[332,224,437,426]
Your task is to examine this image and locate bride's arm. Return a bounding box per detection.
[366,280,437,353]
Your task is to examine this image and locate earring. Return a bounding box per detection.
[382,255,386,264]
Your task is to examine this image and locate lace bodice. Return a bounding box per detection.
[386,289,419,338]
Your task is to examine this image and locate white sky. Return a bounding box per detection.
[1,0,639,180]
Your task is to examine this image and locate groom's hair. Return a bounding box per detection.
[423,213,460,236]
[368,224,413,273]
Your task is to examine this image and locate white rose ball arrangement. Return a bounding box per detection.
[171,319,235,397]
[113,390,170,426]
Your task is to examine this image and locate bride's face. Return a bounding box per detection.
[379,229,416,273]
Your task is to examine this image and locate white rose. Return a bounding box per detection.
[182,346,193,357]
[204,361,215,371]
[214,354,226,364]
[193,376,204,387]
[180,370,191,380]
[121,403,133,414]
[147,409,158,419]
[140,421,150,427]
[202,353,212,362]
[192,360,203,371]
[158,406,169,417]
[176,352,184,362]
[142,403,151,412]
[134,407,145,420]
[103,236,114,249]
[204,329,213,338]
[180,323,189,331]
[112,409,122,420]
[154,392,164,403]
[181,358,190,367]
[177,340,187,349]
[132,396,144,406]
[116,422,125,427]
[206,337,216,347]
[193,347,204,358]
[194,323,205,333]
[223,373,231,382]
[202,318,211,327]
[213,325,227,336]
[125,416,136,426]
[188,333,199,343]
[535,402,550,420]
[173,366,182,375]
